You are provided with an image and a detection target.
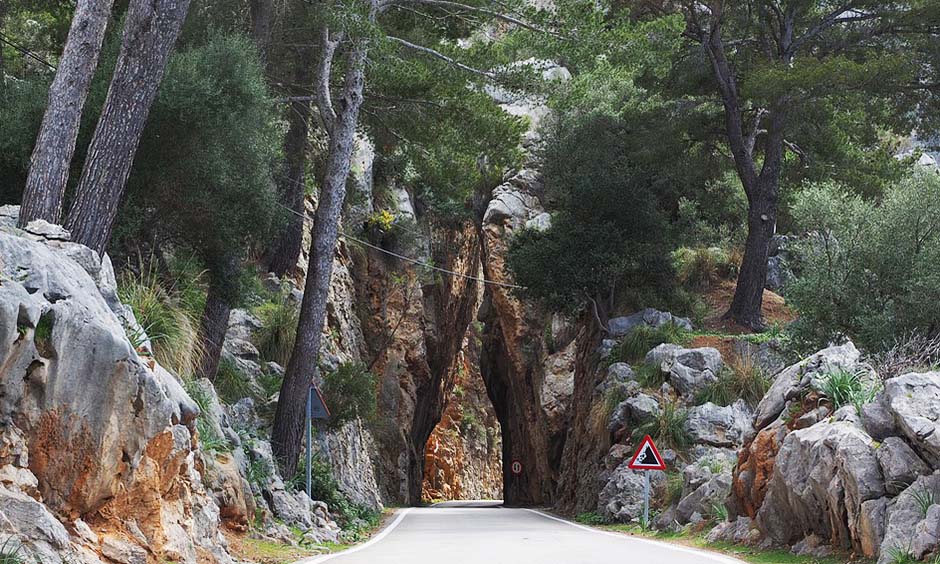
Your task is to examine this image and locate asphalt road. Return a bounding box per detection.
[299,501,745,564]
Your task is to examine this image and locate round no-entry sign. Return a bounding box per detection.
[510,460,523,475]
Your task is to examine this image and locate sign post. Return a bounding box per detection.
[305,384,331,498]
[627,434,667,528]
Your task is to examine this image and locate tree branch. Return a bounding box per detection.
[387,36,495,79]
[315,26,341,135]
[381,0,560,37]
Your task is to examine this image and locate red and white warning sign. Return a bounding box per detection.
[627,435,667,471]
[510,460,523,476]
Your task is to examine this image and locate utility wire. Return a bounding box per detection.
[273,200,526,289]
[0,31,57,70]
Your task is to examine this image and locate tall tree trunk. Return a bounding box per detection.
[726,183,777,329]
[18,0,114,227]
[271,40,368,478]
[263,49,315,276]
[249,0,275,61]
[64,0,192,256]
[196,256,238,381]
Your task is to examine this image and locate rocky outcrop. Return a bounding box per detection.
[423,327,502,501]
[0,218,231,564]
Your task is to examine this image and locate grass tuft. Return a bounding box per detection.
[253,293,299,367]
[696,355,770,408]
[633,399,690,452]
[609,323,692,365]
[818,367,879,414]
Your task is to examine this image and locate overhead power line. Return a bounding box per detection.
[0,31,57,70]
[273,200,526,289]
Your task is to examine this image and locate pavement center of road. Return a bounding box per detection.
[299,501,745,564]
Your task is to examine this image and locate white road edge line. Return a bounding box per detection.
[294,507,413,564]
[521,508,746,564]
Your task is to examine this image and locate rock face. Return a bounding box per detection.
[0,225,231,564]
[423,328,502,501]
[646,344,724,397]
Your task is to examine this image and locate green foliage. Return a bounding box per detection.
[664,472,684,506]
[710,503,729,522]
[788,173,940,352]
[118,260,205,377]
[0,537,25,564]
[885,545,918,564]
[33,311,54,357]
[575,511,608,526]
[906,485,937,518]
[183,379,231,454]
[112,33,279,303]
[294,455,381,538]
[253,294,299,368]
[672,247,739,290]
[507,112,680,314]
[818,368,879,415]
[633,399,690,452]
[321,362,377,430]
[609,324,692,365]
[635,363,669,390]
[0,76,48,204]
[696,357,769,408]
[213,357,254,405]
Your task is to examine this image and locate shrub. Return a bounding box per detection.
[609,323,692,365]
[818,368,880,414]
[633,399,690,452]
[575,511,608,526]
[321,362,378,429]
[696,356,769,408]
[788,173,940,352]
[0,537,25,564]
[872,331,940,380]
[253,293,299,367]
[885,545,917,564]
[119,260,205,377]
[214,356,254,405]
[635,363,669,390]
[672,247,738,290]
[292,455,381,537]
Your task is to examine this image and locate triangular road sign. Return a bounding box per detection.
[627,435,667,471]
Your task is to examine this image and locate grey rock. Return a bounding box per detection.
[596,363,635,396]
[483,185,541,227]
[645,344,723,398]
[677,472,732,524]
[685,401,753,448]
[791,534,832,558]
[862,394,898,441]
[101,535,147,564]
[884,371,940,467]
[757,422,885,552]
[23,220,70,241]
[607,308,693,338]
[598,339,617,359]
[623,393,660,422]
[879,474,940,563]
[877,437,930,495]
[0,485,71,564]
[754,341,867,431]
[794,406,830,430]
[707,516,759,545]
[598,460,665,523]
[858,497,888,559]
[525,212,552,232]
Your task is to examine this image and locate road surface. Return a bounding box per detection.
[300,501,744,564]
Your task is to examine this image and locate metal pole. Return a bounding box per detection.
[306,385,313,498]
[643,472,650,528]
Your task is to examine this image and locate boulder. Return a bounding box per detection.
[598,460,665,522]
[754,342,868,431]
[685,401,753,448]
[757,422,884,553]
[596,363,636,396]
[858,497,888,559]
[707,516,760,545]
[879,474,940,563]
[876,437,930,495]
[861,394,898,441]
[0,485,73,564]
[645,345,723,398]
[884,371,940,467]
[607,308,693,338]
[677,472,732,524]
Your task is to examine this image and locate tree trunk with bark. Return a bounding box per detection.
[18,0,115,227]
[249,0,275,61]
[271,37,368,479]
[196,256,238,381]
[263,49,316,276]
[64,0,192,256]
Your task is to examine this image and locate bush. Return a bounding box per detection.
[507,113,677,315]
[254,293,299,367]
[118,260,205,377]
[292,455,381,538]
[696,356,769,408]
[788,173,940,352]
[818,368,879,414]
[872,331,940,380]
[633,399,690,452]
[214,356,254,405]
[672,247,739,290]
[321,362,378,429]
[609,323,692,365]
